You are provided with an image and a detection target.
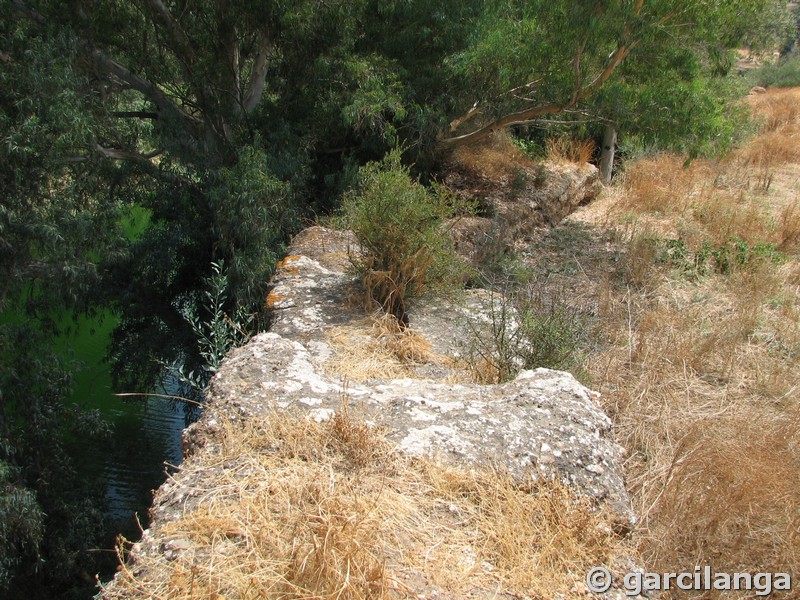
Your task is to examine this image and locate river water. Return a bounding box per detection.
[53,309,192,550]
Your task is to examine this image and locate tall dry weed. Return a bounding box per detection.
[545,137,596,164]
[595,212,799,592]
[618,155,713,215]
[778,198,800,251]
[594,277,800,593]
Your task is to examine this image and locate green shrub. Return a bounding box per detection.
[174,261,254,393]
[340,150,471,324]
[658,236,785,276]
[749,55,800,88]
[465,282,591,384]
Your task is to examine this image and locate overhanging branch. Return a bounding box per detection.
[439,40,639,149]
[112,111,160,119]
[95,145,163,161]
[93,145,203,192]
[91,49,202,134]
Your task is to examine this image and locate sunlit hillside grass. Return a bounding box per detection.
[573,86,800,596]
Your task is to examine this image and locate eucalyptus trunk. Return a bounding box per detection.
[599,124,617,183]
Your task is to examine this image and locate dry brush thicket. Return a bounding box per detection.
[585,87,800,596]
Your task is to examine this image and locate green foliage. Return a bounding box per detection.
[596,72,749,157]
[206,146,297,308]
[174,262,254,393]
[0,322,111,598]
[0,458,44,589]
[0,22,126,313]
[750,55,800,88]
[465,282,591,384]
[340,150,471,322]
[660,237,785,276]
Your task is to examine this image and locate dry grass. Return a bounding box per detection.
[579,88,800,598]
[745,87,800,133]
[545,137,596,164]
[100,407,626,599]
[324,312,440,381]
[617,142,800,252]
[729,90,800,194]
[778,198,800,251]
[448,131,533,180]
[617,154,715,216]
[593,270,800,590]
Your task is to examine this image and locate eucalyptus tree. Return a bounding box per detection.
[6,0,381,389]
[435,0,795,177]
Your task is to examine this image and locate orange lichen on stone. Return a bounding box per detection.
[264,290,287,309]
[275,255,302,275]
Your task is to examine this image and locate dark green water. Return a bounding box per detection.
[2,206,192,571]
[55,206,191,546]
[55,309,189,541]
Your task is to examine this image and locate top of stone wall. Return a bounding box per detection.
[240,225,632,525]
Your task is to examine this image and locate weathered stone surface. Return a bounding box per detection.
[514,161,604,227]
[445,160,604,247]
[444,215,494,264]
[222,226,631,525]
[200,331,632,523]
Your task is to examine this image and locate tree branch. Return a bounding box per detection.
[91,49,201,133]
[112,111,160,119]
[93,145,203,192]
[143,0,194,62]
[437,0,685,151]
[448,102,482,134]
[439,36,641,150]
[440,103,564,148]
[10,0,45,26]
[95,145,163,161]
[139,0,206,111]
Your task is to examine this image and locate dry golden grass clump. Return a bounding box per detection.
[448,133,595,186]
[545,137,596,165]
[324,312,440,381]
[647,407,800,579]
[732,90,800,192]
[100,407,626,600]
[617,154,714,216]
[579,87,800,598]
[616,133,800,252]
[745,87,800,133]
[448,131,533,180]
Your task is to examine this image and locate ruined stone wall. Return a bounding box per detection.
[99,169,635,597]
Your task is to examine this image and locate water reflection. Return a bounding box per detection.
[55,309,196,557]
[102,390,190,537]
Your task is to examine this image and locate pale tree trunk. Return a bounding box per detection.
[599,124,617,183]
